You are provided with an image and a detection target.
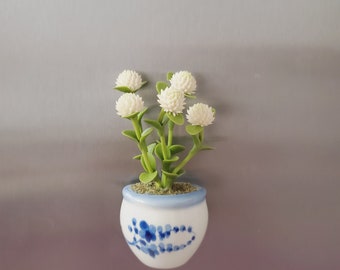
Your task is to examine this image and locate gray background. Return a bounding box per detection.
[1,0,340,269]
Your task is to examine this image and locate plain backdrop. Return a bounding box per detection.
[1,1,340,270]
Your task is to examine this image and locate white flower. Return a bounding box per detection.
[186,103,215,127]
[170,71,197,95]
[115,70,143,91]
[116,93,144,118]
[157,87,186,115]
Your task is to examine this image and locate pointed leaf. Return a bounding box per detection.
[125,111,139,120]
[144,119,162,131]
[184,93,196,99]
[169,144,185,155]
[122,130,138,142]
[137,108,148,122]
[167,72,174,81]
[176,169,185,178]
[139,171,158,183]
[140,127,153,143]
[156,81,168,93]
[114,86,133,93]
[185,125,203,135]
[141,127,153,138]
[167,113,184,125]
[133,154,142,160]
[141,81,148,88]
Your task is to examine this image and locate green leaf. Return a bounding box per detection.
[167,72,174,81]
[144,119,162,131]
[147,152,157,171]
[125,111,139,120]
[133,154,142,160]
[163,156,179,166]
[139,171,158,183]
[140,153,157,171]
[161,170,179,179]
[147,143,156,153]
[155,143,163,160]
[114,86,133,93]
[140,127,153,143]
[141,81,148,88]
[167,113,184,125]
[169,144,186,155]
[137,108,148,122]
[200,145,215,151]
[141,127,153,137]
[185,125,203,135]
[185,94,196,99]
[140,156,148,171]
[122,130,138,142]
[166,156,179,162]
[176,169,185,177]
[156,81,168,93]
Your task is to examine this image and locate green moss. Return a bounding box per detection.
[131,182,197,195]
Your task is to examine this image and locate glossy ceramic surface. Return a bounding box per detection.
[120,184,208,269]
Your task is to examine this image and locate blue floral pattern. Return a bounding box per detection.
[126,218,196,258]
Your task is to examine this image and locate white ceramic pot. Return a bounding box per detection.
[120,184,208,269]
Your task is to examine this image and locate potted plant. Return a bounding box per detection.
[114,70,216,269]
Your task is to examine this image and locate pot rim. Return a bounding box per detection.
[122,184,206,208]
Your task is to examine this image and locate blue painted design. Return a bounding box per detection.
[126,218,196,258]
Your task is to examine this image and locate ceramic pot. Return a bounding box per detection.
[120,184,208,269]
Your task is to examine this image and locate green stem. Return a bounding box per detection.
[199,128,204,143]
[173,131,205,175]
[168,120,174,146]
[131,117,142,139]
[160,133,169,159]
[173,146,199,175]
[157,109,170,161]
[158,109,165,123]
[131,118,153,173]
[161,173,172,190]
[157,110,173,189]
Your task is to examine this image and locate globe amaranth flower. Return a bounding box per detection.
[186,103,215,126]
[170,71,197,95]
[157,87,186,115]
[116,93,144,118]
[115,70,143,91]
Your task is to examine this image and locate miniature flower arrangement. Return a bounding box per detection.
[114,70,216,193]
[116,70,215,268]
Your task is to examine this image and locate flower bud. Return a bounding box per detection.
[157,87,186,115]
[115,70,143,91]
[116,93,144,118]
[186,103,215,127]
[170,71,197,95]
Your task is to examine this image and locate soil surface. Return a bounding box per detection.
[131,182,197,195]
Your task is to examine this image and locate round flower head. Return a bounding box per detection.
[186,103,215,127]
[170,71,197,95]
[116,93,144,118]
[115,70,143,91]
[157,87,186,115]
